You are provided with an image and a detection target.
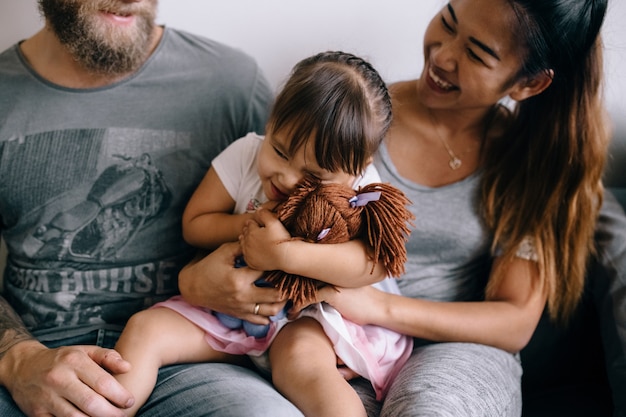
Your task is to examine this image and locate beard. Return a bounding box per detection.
[38,0,157,76]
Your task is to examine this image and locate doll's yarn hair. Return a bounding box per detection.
[262,176,414,305]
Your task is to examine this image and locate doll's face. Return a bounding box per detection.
[257,128,357,202]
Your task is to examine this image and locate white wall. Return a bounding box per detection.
[1,0,624,121]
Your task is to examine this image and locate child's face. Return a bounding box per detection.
[257,129,358,202]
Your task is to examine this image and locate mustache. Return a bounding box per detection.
[80,0,157,19]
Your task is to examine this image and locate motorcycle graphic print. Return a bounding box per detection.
[33,153,172,262]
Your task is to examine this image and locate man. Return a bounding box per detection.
[0,0,302,415]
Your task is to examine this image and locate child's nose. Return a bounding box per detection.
[280,169,303,194]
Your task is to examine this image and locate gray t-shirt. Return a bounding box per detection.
[374,141,492,302]
[0,27,272,340]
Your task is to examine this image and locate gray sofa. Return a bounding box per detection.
[520,121,626,417]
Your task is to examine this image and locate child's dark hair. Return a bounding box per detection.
[267,51,392,176]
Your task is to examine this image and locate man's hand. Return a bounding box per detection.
[178,242,287,325]
[0,340,133,417]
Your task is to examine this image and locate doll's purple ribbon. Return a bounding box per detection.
[317,228,331,240]
[349,191,381,208]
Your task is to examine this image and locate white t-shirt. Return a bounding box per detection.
[212,132,381,215]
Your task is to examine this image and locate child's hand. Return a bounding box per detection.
[337,358,360,381]
[260,200,280,211]
[239,208,291,271]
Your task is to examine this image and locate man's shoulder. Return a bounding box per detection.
[0,43,16,57]
[0,44,30,93]
[0,44,22,73]
[162,27,258,68]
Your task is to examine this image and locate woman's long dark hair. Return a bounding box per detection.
[482,0,610,322]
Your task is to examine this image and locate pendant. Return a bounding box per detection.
[449,157,462,170]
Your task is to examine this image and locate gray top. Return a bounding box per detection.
[0,27,272,339]
[374,141,492,302]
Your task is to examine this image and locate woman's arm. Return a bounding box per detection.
[319,256,547,353]
[182,167,255,250]
[239,208,387,287]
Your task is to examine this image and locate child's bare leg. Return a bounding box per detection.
[269,317,366,417]
[114,307,242,416]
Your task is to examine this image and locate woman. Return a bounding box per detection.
[181,0,610,415]
[288,0,610,415]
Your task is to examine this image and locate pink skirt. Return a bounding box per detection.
[154,278,412,400]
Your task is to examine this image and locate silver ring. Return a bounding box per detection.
[254,303,260,315]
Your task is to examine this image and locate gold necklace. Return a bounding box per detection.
[439,134,462,170]
[428,110,462,170]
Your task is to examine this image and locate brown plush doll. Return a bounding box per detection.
[261,175,414,306]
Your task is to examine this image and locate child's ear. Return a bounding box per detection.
[509,69,554,102]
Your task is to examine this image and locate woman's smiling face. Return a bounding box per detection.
[416,0,528,111]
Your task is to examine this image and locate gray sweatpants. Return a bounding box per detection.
[0,333,520,417]
[353,342,523,417]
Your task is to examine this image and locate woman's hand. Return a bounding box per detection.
[178,241,288,325]
[239,208,292,272]
[290,285,383,326]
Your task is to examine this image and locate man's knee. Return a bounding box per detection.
[140,363,303,417]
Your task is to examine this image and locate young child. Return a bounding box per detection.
[114,51,413,417]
